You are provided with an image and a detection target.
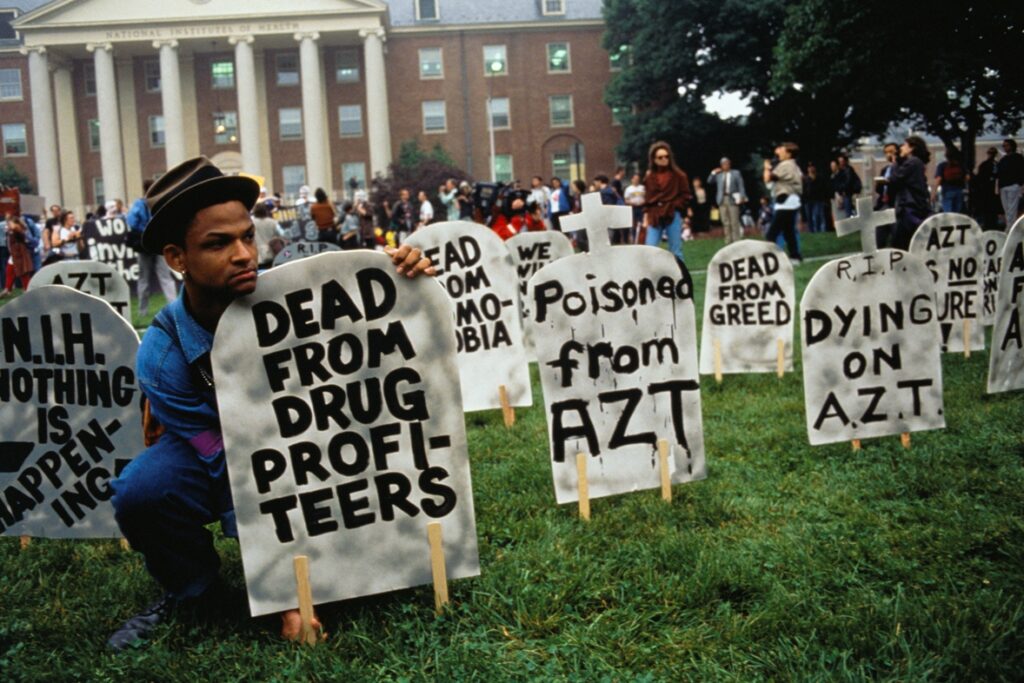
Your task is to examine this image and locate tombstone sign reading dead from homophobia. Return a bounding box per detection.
[801,250,945,445]
[211,251,479,616]
[81,216,139,290]
[981,231,1007,327]
[407,222,532,412]
[700,240,794,375]
[29,260,131,320]
[506,230,574,358]
[987,217,1024,394]
[0,286,141,538]
[909,213,985,353]
[271,240,342,268]
[529,193,706,504]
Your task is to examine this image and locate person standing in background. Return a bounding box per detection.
[996,138,1024,225]
[933,149,967,213]
[885,135,933,250]
[127,178,179,316]
[763,142,804,264]
[708,157,747,243]
[643,140,691,265]
[624,173,646,244]
[972,147,1000,230]
[438,178,458,221]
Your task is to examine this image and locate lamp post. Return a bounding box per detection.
[486,58,503,182]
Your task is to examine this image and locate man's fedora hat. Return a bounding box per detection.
[142,156,260,254]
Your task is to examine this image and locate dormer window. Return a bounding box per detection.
[417,0,439,21]
[542,0,566,16]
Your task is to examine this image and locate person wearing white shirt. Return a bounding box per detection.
[623,173,646,242]
[417,190,434,229]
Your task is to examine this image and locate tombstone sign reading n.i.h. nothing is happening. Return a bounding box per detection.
[801,250,945,445]
[529,193,706,504]
[506,230,574,358]
[211,251,479,616]
[987,217,1024,394]
[407,221,532,412]
[699,240,794,375]
[909,213,985,353]
[272,240,341,268]
[981,230,1007,326]
[29,260,131,320]
[0,286,141,538]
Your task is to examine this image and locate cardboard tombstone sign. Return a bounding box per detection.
[987,217,1024,393]
[506,230,574,358]
[81,216,140,291]
[800,249,945,445]
[908,213,985,353]
[29,260,131,320]
[834,196,895,253]
[271,240,342,267]
[211,252,479,616]
[528,193,706,504]
[699,240,795,375]
[406,221,532,412]
[0,286,141,537]
[981,231,1007,326]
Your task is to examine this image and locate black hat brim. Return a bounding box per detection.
[141,175,260,255]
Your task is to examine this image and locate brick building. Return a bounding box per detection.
[0,0,622,214]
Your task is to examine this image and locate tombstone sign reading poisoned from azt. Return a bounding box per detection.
[271,240,342,268]
[699,240,794,375]
[835,196,895,253]
[981,230,1007,327]
[211,252,479,616]
[506,230,574,358]
[987,217,1024,394]
[0,286,141,538]
[29,260,131,320]
[529,193,706,504]
[909,213,985,353]
[407,221,532,412]
[81,216,139,291]
[801,250,945,445]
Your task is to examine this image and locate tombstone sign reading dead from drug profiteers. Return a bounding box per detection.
[0,285,141,538]
[29,260,131,320]
[981,230,1007,327]
[506,230,574,359]
[987,217,1024,394]
[700,240,794,375]
[271,240,342,268]
[407,221,532,412]
[801,249,945,445]
[529,193,706,504]
[211,251,479,616]
[908,213,985,353]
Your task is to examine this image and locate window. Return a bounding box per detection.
[276,53,299,86]
[419,48,443,79]
[88,119,100,151]
[422,100,447,133]
[483,45,507,76]
[416,0,439,20]
[552,152,571,181]
[211,60,235,88]
[338,105,363,137]
[279,108,303,139]
[336,49,360,83]
[552,144,585,182]
[93,178,105,207]
[84,63,96,96]
[282,165,306,196]
[213,111,238,144]
[494,154,513,183]
[549,95,574,127]
[609,45,629,71]
[0,68,22,100]
[2,123,26,156]
[341,162,367,194]
[489,97,510,130]
[542,0,566,15]
[149,115,165,147]
[144,60,161,92]
[547,42,570,72]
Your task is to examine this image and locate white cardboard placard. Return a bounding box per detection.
[506,231,574,360]
[29,260,131,320]
[987,217,1024,393]
[981,231,1007,327]
[211,252,479,616]
[272,240,342,267]
[800,250,945,445]
[0,286,141,537]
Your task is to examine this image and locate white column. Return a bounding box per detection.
[22,46,61,206]
[295,32,328,191]
[229,35,263,177]
[86,42,125,203]
[360,27,392,178]
[154,39,186,168]
[51,61,83,212]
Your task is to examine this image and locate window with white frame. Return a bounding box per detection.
[552,152,572,181]
[93,177,105,206]
[2,123,26,156]
[483,45,507,76]
[211,60,235,88]
[336,49,360,83]
[422,100,446,133]
[542,0,566,15]
[279,108,303,139]
[213,111,238,144]
[416,0,439,20]
[547,42,570,72]
[494,154,513,183]
[419,48,443,79]
[149,115,165,147]
[282,165,306,195]
[88,119,100,151]
[338,105,363,137]
[144,60,161,92]
[489,97,510,130]
[341,162,367,193]
[276,53,299,86]
[0,68,22,100]
[549,95,574,127]
[84,63,96,96]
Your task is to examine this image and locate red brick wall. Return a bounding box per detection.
[0,55,35,190]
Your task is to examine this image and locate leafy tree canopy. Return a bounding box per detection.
[373,139,469,212]
[0,162,34,194]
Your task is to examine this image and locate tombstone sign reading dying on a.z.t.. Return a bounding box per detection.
[506,230,574,358]
[28,260,131,320]
[699,240,794,375]
[0,286,141,537]
[211,252,479,616]
[529,193,706,503]
[987,217,1024,394]
[981,230,1007,327]
[271,240,341,268]
[81,216,139,290]
[909,213,985,353]
[801,250,945,445]
[407,221,532,412]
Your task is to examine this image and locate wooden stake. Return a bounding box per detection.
[900,432,911,449]
[963,320,971,359]
[426,522,449,614]
[657,439,672,502]
[576,452,590,521]
[20,535,30,550]
[498,384,515,428]
[120,538,130,551]
[713,338,723,384]
[851,439,862,452]
[292,555,318,646]
[776,339,786,378]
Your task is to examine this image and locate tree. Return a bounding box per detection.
[0,162,34,194]
[372,139,469,218]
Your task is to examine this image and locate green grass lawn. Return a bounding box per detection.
[2,232,1022,681]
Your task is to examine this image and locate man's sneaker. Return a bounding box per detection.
[107,593,177,651]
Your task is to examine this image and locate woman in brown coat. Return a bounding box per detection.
[643,140,691,264]
[1,215,34,296]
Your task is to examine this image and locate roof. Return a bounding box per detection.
[385,0,604,27]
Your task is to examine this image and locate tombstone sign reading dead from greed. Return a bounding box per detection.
[981,230,1007,327]
[29,260,131,320]
[271,240,341,268]
[211,251,479,616]
[909,213,985,353]
[529,193,706,504]
[506,230,574,358]
[407,221,532,412]
[0,286,141,538]
[987,217,1024,394]
[699,240,794,375]
[801,250,945,445]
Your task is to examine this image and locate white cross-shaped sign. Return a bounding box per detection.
[835,196,895,253]
[559,192,634,254]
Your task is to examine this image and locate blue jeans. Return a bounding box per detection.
[941,187,965,214]
[807,201,827,233]
[645,211,684,262]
